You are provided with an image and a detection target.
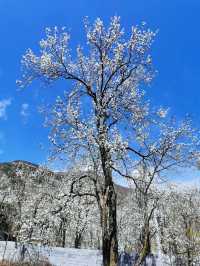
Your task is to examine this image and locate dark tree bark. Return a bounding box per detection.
[62,228,66,248]
[136,221,152,266]
[97,128,118,266]
[74,233,82,249]
[99,184,118,266]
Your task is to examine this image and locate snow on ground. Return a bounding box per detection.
[0,242,102,266]
[44,246,102,266]
[0,241,173,266]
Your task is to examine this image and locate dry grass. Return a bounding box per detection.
[0,259,53,266]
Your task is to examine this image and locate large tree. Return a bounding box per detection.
[18,17,200,265]
[18,17,155,266]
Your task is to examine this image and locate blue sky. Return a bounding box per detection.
[0,0,200,167]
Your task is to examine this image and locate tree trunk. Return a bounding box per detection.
[137,224,151,265]
[97,121,118,265]
[62,228,66,248]
[74,233,82,249]
[99,184,118,266]
[185,221,193,266]
[187,248,192,266]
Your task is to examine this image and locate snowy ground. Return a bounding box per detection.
[0,241,174,266]
[0,242,102,266]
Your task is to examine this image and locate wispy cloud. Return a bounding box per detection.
[20,103,29,118]
[0,98,11,119]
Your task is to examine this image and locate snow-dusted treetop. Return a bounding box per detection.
[17,16,156,162]
[17,16,200,184]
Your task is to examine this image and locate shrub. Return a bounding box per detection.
[0,259,53,266]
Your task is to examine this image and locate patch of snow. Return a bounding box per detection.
[0,242,102,266]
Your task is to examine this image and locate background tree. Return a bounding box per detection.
[112,112,200,263]
[159,186,200,265]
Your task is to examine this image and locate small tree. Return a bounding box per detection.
[160,187,200,265]
[113,116,200,264]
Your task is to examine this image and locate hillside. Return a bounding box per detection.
[0,160,129,199]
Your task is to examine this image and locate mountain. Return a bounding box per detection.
[0,160,129,199]
[0,160,38,175]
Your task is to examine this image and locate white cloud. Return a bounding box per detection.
[20,103,29,118]
[0,99,11,119]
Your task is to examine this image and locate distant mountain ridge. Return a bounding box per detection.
[0,160,38,169]
[0,160,129,199]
